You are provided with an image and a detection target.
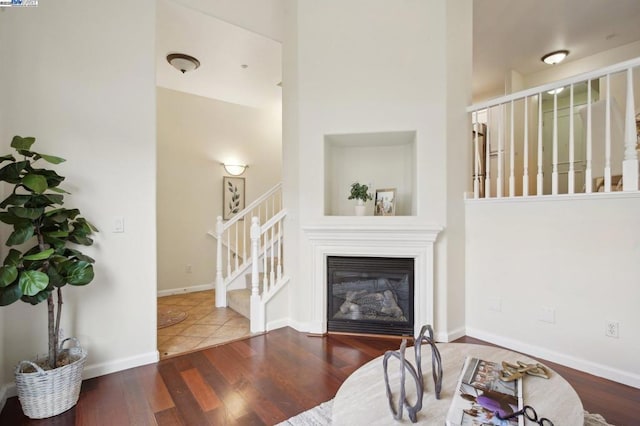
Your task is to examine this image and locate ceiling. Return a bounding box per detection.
[157,0,640,108]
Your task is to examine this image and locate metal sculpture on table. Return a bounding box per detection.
[382,339,423,423]
[382,324,443,423]
[414,324,443,399]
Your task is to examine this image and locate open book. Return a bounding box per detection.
[446,357,524,426]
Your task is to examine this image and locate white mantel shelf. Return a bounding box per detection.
[302,223,443,335]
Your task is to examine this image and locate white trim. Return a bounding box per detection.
[266,317,290,331]
[82,351,159,380]
[0,382,12,413]
[465,191,640,204]
[157,282,215,297]
[466,327,640,389]
[437,326,466,343]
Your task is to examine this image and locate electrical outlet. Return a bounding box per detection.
[538,307,555,324]
[605,321,619,338]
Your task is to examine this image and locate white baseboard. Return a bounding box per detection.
[266,317,290,331]
[0,382,11,414]
[157,282,215,298]
[436,326,466,343]
[83,351,159,380]
[466,327,640,389]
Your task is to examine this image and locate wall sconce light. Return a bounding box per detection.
[167,53,200,73]
[222,163,248,176]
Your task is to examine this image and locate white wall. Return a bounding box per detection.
[466,195,640,387]
[156,88,282,293]
[0,0,157,393]
[282,0,472,338]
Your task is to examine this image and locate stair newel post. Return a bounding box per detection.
[215,216,226,307]
[623,67,638,191]
[250,216,265,332]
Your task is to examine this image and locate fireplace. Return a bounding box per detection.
[327,256,414,336]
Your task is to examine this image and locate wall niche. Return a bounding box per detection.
[324,130,416,216]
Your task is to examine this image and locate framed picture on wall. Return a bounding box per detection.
[374,188,396,216]
[223,176,245,220]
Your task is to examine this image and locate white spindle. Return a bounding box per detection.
[497,104,504,198]
[569,84,575,194]
[509,100,515,197]
[262,243,268,293]
[552,92,559,195]
[234,223,239,270]
[270,226,275,290]
[226,231,231,276]
[277,220,283,281]
[605,74,612,192]
[537,94,543,195]
[485,107,492,198]
[623,67,639,191]
[473,112,480,199]
[523,97,529,196]
[215,216,226,307]
[586,81,593,193]
[242,218,247,261]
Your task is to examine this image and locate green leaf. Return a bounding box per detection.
[0,194,31,208]
[33,153,66,164]
[0,283,22,306]
[23,174,48,194]
[44,194,64,205]
[44,230,69,238]
[63,261,94,285]
[4,249,22,267]
[11,136,36,152]
[8,206,44,220]
[0,212,30,225]
[0,160,28,184]
[65,248,95,263]
[7,222,35,246]
[47,264,65,288]
[18,270,49,296]
[21,289,50,305]
[48,186,70,194]
[0,265,18,287]
[0,154,15,163]
[23,248,54,261]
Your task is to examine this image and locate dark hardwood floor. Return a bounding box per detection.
[1,327,638,425]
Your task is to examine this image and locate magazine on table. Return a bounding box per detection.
[445,356,524,426]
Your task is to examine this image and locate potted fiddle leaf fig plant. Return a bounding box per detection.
[0,136,97,419]
[348,182,373,216]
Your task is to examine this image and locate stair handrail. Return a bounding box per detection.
[220,183,282,231]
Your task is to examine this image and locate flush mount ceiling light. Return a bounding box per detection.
[221,163,248,176]
[166,53,200,73]
[541,50,569,65]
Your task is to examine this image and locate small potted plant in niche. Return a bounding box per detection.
[348,182,373,216]
[0,136,97,419]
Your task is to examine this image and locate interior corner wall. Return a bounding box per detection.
[156,88,282,294]
[0,0,157,386]
[282,0,472,338]
[465,197,640,388]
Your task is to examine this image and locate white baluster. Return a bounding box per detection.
[623,67,639,191]
[215,216,226,307]
[586,81,593,193]
[234,222,239,271]
[605,74,612,192]
[226,228,231,276]
[242,217,247,263]
[250,217,264,333]
[485,108,492,198]
[569,84,575,194]
[277,220,283,281]
[473,111,480,199]
[270,225,275,290]
[523,97,529,196]
[552,91,559,195]
[537,94,543,195]
[509,100,515,197]
[497,104,504,198]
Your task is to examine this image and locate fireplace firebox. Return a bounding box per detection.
[327,256,414,336]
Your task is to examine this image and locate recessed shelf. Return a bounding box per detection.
[324,130,417,216]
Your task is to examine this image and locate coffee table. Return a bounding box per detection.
[332,343,583,425]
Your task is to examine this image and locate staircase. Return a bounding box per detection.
[210,183,288,333]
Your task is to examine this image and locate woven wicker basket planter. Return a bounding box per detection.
[14,338,87,419]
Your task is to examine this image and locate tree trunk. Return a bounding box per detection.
[47,293,56,369]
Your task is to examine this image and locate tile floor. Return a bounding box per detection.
[157,290,250,359]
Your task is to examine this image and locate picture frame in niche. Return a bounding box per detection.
[223,176,245,220]
[374,188,396,216]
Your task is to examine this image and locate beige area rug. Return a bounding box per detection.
[157,305,188,328]
[276,400,613,425]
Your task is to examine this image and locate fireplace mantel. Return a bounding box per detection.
[302,223,443,335]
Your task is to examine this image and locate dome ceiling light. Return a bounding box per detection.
[167,53,200,74]
[541,50,569,65]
